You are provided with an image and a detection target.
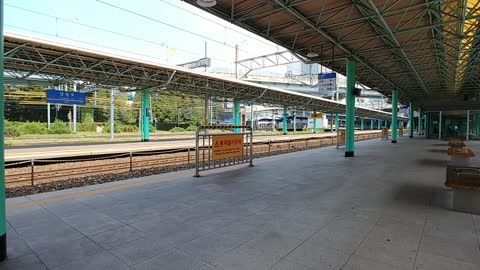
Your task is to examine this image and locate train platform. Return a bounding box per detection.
[5,130,381,162]
[4,137,480,270]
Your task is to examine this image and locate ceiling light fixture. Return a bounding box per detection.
[197,0,217,7]
[306,51,318,58]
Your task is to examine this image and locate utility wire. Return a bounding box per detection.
[96,0,249,53]
[6,24,171,63]
[5,4,232,64]
[156,0,278,49]
[6,3,305,75]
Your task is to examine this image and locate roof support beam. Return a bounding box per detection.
[352,0,429,94]
[271,0,411,99]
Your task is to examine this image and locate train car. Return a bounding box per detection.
[274,116,308,131]
[256,117,275,131]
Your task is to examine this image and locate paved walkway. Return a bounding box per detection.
[3,136,480,270]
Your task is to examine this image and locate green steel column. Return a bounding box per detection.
[345,59,356,157]
[234,100,240,133]
[0,0,7,260]
[283,106,288,135]
[370,119,373,130]
[409,102,414,138]
[312,111,317,133]
[424,115,427,137]
[360,118,364,130]
[335,113,339,131]
[378,119,381,129]
[391,90,399,143]
[418,108,422,135]
[141,90,150,142]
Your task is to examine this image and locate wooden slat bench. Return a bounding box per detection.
[448,147,475,158]
[446,159,480,214]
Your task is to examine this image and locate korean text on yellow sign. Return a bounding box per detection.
[212,135,244,160]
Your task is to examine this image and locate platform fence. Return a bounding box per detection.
[5,131,383,187]
[195,125,253,177]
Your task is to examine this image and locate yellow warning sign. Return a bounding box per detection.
[339,130,346,144]
[212,135,244,160]
[310,113,323,118]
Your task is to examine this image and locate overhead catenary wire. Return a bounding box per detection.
[156,0,279,50]
[6,3,307,75]
[96,0,249,53]
[4,4,233,64]
[6,3,311,79]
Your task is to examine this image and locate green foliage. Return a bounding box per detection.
[117,108,138,125]
[20,122,48,135]
[185,124,197,131]
[151,94,205,127]
[169,127,186,133]
[5,121,21,137]
[104,121,121,133]
[48,121,72,134]
[81,108,94,123]
[119,124,138,133]
[77,122,97,132]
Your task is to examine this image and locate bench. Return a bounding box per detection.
[448,147,475,157]
[446,159,480,214]
[448,141,466,148]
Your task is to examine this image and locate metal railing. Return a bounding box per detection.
[195,125,253,177]
[5,131,382,187]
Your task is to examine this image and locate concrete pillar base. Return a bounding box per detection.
[345,151,354,157]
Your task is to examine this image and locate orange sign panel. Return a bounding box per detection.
[339,130,346,144]
[212,135,244,160]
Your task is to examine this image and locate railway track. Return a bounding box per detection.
[6,132,382,187]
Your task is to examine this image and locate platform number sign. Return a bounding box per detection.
[310,113,323,119]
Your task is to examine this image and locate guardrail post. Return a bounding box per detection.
[195,126,200,177]
[249,128,254,167]
[187,148,191,164]
[268,141,271,153]
[30,159,34,186]
[129,152,133,172]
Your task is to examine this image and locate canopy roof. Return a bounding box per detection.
[185,0,480,111]
[4,33,402,120]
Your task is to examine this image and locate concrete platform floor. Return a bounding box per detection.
[2,136,480,270]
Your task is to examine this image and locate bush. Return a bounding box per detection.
[119,124,138,133]
[4,121,21,137]
[169,127,186,133]
[48,121,72,134]
[20,122,48,135]
[77,122,97,132]
[185,124,197,131]
[104,121,121,133]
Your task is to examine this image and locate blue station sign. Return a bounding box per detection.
[46,89,86,105]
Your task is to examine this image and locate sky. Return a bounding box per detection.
[4,0,294,76]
